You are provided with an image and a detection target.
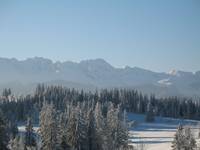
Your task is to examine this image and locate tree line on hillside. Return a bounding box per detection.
[0,85,200,124]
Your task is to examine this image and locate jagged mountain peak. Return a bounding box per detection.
[24,57,53,64]
[79,58,114,70]
[0,57,199,97]
[80,58,111,66]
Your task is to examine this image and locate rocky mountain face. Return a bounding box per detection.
[0,57,199,97]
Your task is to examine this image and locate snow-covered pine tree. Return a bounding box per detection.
[116,109,129,149]
[0,110,9,150]
[8,121,18,140]
[198,127,200,138]
[86,109,96,150]
[145,101,155,122]
[59,111,70,150]
[171,125,196,150]
[66,104,88,150]
[183,127,196,150]
[39,102,58,150]
[94,102,105,150]
[66,106,77,149]
[75,106,88,150]
[171,125,185,150]
[106,102,117,150]
[106,103,129,150]
[25,117,37,149]
[10,135,25,150]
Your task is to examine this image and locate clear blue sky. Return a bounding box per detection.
[0,0,200,72]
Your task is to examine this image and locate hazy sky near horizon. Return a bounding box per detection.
[0,0,200,72]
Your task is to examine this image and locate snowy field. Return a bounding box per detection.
[128,113,200,150]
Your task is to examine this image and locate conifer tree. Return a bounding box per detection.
[183,127,196,150]
[59,112,70,150]
[94,102,105,150]
[8,121,18,139]
[172,125,185,150]
[145,101,155,122]
[106,103,128,150]
[86,110,96,150]
[66,107,77,149]
[39,102,58,150]
[0,110,9,150]
[172,125,196,150]
[116,109,129,149]
[76,108,88,150]
[106,103,118,150]
[25,117,37,149]
[10,135,25,150]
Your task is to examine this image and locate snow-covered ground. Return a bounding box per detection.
[128,113,200,150]
[18,125,39,134]
[18,124,40,140]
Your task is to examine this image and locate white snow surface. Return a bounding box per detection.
[128,113,200,150]
[158,78,172,86]
[18,125,39,134]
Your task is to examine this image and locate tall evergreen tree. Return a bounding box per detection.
[0,110,9,150]
[86,110,96,150]
[172,125,196,150]
[25,117,37,149]
[94,102,105,150]
[76,108,88,150]
[106,103,128,150]
[183,127,196,150]
[172,125,185,150]
[39,102,58,150]
[10,135,25,150]
[116,109,129,149]
[66,107,77,149]
[106,103,118,150]
[145,101,155,122]
[8,121,18,140]
[59,112,70,150]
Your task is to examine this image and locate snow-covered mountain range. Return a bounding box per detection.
[0,57,200,97]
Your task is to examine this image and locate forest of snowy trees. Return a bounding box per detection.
[0,86,131,150]
[36,100,128,150]
[0,85,200,149]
